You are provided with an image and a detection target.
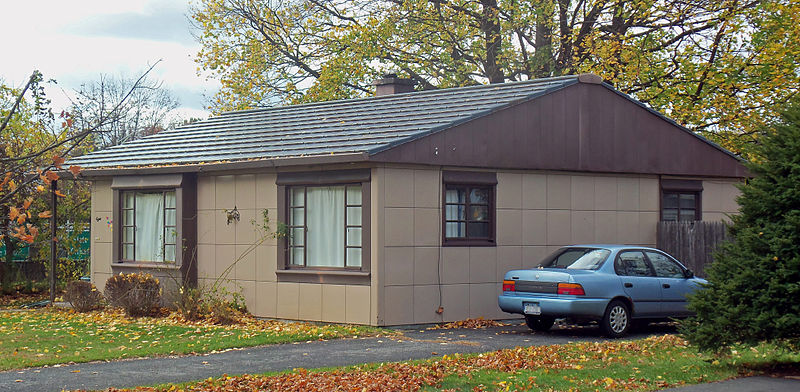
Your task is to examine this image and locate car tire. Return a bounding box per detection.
[524,315,555,332]
[601,300,631,338]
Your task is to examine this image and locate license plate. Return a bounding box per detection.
[524,302,541,315]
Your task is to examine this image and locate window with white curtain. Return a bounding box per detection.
[120,190,176,262]
[287,185,362,268]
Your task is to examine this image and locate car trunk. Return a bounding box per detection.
[510,269,594,293]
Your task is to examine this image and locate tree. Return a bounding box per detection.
[681,102,800,351]
[0,66,161,285]
[192,0,800,158]
[1,73,65,280]
[70,72,180,148]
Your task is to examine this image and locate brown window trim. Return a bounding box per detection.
[111,174,197,279]
[276,170,371,282]
[660,179,703,222]
[118,189,177,263]
[442,171,497,247]
[284,183,364,270]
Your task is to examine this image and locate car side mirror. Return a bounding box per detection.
[684,269,694,279]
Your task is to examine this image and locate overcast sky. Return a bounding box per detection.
[1,0,216,119]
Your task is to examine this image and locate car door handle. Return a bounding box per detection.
[624,283,633,288]
[663,283,671,289]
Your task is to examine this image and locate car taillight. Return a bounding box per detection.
[502,280,516,292]
[557,283,585,295]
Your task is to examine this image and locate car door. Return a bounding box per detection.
[645,251,694,316]
[614,250,661,317]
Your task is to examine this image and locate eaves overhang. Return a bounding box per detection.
[74,152,370,178]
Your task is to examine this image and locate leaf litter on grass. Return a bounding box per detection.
[0,307,393,370]
[81,335,723,392]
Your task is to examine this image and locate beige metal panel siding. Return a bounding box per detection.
[376,166,667,325]
[196,171,378,325]
[90,180,113,288]
[702,179,741,221]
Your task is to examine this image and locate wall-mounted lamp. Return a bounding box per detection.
[225,206,240,225]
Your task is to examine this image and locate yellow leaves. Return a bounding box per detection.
[38,211,52,219]
[9,207,20,220]
[55,190,66,198]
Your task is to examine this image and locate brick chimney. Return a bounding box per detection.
[373,73,416,96]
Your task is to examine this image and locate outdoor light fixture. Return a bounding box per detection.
[225,206,240,225]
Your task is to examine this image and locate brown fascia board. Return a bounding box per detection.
[74,152,370,178]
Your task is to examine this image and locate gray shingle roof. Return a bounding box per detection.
[70,76,579,169]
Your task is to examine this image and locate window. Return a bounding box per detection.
[661,179,702,221]
[444,185,492,239]
[645,251,685,278]
[120,190,177,262]
[538,247,611,270]
[662,192,699,221]
[287,185,362,269]
[614,251,654,277]
[441,171,497,246]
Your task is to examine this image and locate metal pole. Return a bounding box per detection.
[50,180,57,304]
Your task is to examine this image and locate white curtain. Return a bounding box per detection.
[445,189,465,237]
[306,186,345,267]
[135,192,165,262]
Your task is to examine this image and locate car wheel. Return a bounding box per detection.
[524,315,555,331]
[601,300,631,338]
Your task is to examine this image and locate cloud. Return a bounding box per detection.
[66,2,196,45]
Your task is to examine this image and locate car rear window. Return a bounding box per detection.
[538,248,611,270]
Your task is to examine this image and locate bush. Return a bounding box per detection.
[681,103,800,351]
[104,273,162,317]
[174,281,248,324]
[176,286,204,321]
[64,280,104,312]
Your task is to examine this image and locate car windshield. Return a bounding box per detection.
[538,248,611,270]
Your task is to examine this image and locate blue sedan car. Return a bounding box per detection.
[498,245,706,337]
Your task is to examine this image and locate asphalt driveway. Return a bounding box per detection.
[1,322,655,391]
[2,322,797,392]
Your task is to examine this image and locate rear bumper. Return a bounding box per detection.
[498,293,609,319]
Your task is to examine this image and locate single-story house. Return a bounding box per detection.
[71,73,746,326]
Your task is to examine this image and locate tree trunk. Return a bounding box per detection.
[1,212,13,284]
[532,1,554,77]
[481,0,505,83]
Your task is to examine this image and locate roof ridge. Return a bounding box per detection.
[214,75,581,118]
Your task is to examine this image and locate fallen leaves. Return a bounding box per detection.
[0,293,49,308]
[0,307,393,371]
[82,335,691,392]
[428,318,507,330]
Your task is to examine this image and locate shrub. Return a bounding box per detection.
[176,286,204,321]
[104,273,162,317]
[681,103,800,351]
[64,280,104,312]
[174,284,247,324]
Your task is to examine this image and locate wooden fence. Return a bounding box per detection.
[656,221,731,278]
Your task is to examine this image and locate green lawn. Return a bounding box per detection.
[0,308,388,371]
[101,335,800,392]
